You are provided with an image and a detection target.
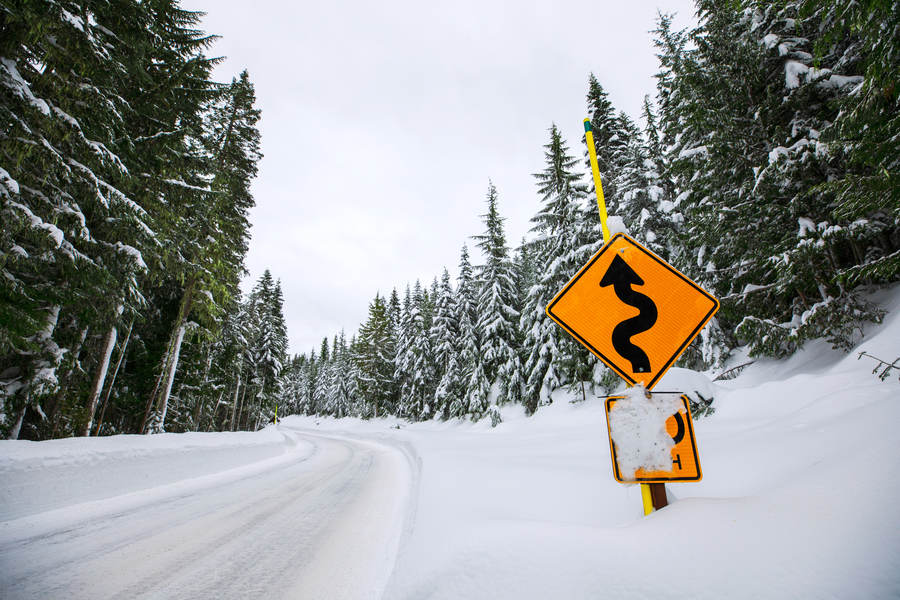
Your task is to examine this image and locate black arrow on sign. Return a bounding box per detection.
[599,254,658,373]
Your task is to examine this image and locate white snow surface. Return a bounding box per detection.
[608,387,683,477]
[2,286,900,598]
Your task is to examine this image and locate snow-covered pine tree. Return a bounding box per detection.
[638,96,684,263]
[394,286,414,417]
[451,245,485,419]
[233,271,287,428]
[654,2,890,359]
[356,293,397,417]
[312,338,330,416]
[326,332,351,418]
[799,0,900,285]
[0,1,155,438]
[401,281,435,420]
[520,125,592,414]
[302,349,319,416]
[472,182,522,416]
[144,67,261,433]
[343,334,362,416]
[279,354,306,418]
[584,74,621,216]
[430,269,462,419]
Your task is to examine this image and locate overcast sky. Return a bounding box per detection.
[182,0,697,355]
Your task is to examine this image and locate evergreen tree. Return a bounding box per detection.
[0,1,154,438]
[451,246,482,419]
[430,269,462,419]
[356,293,397,417]
[800,0,900,284]
[654,2,890,359]
[472,182,522,413]
[394,285,413,416]
[520,125,592,414]
[396,281,434,420]
[584,74,621,216]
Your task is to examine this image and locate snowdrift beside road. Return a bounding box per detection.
[0,427,310,536]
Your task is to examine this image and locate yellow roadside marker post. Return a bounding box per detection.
[641,483,654,516]
[583,119,611,244]
[583,118,660,516]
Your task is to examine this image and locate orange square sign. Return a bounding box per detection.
[546,233,719,389]
[604,394,701,483]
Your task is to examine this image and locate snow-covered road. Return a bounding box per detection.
[0,430,412,600]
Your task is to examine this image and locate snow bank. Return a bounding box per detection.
[0,427,304,521]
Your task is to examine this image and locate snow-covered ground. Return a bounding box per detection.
[0,430,412,599]
[2,287,899,599]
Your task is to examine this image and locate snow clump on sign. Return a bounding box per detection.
[606,215,629,237]
[608,386,683,479]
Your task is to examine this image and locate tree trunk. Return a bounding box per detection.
[235,382,249,431]
[191,344,214,431]
[229,369,242,431]
[146,279,195,433]
[83,322,118,436]
[142,341,173,433]
[49,325,89,439]
[154,323,186,433]
[192,392,208,432]
[8,404,27,440]
[94,320,132,436]
[253,387,265,430]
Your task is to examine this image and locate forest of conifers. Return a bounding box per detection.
[1,1,897,439]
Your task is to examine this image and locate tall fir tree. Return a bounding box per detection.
[520,125,594,414]
[472,182,522,414]
[430,269,462,419]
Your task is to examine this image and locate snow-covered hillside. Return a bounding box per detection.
[2,288,899,599]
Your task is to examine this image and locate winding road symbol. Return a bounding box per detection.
[545,233,720,390]
[598,254,657,373]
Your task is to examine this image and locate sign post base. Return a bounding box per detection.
[649,482,668,511]
[641,482,668,515]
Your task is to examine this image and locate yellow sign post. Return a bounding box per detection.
[583,119,611,243]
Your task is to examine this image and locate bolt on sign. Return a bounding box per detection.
[546,233,720,390]
[605,393,701,483]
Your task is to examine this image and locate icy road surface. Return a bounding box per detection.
[0,430,412,600]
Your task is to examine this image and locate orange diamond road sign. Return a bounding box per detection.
[605,393,701,483]
[546,233,719,390]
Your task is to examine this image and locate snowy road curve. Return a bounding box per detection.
[0,430,412,600]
